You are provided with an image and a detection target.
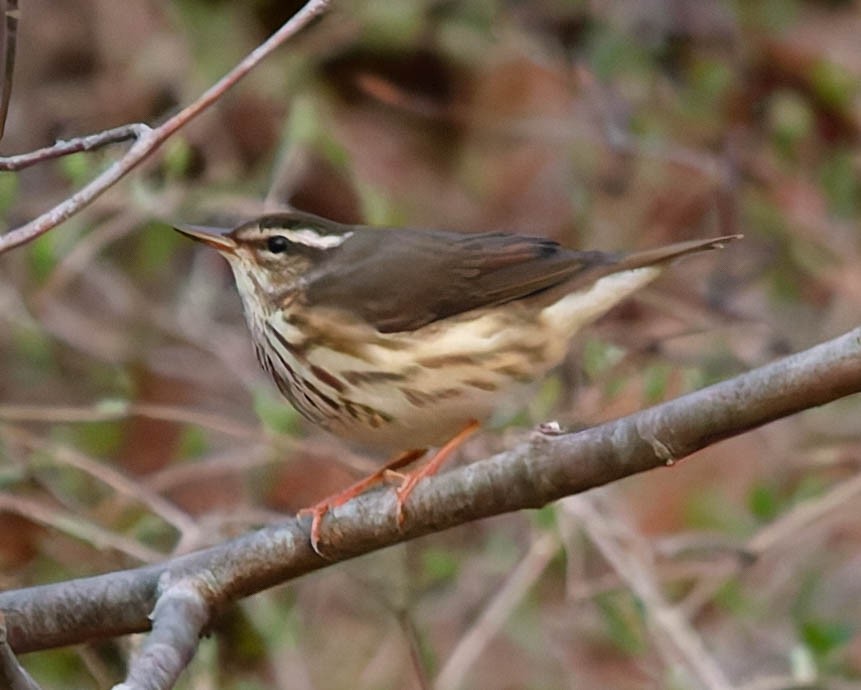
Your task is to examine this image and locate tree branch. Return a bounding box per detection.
[0,0,330,254]
[0,613,42,690]
[2,326,860,655]
[113,578,211,690]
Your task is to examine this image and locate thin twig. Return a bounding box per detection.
[680,467,861,619]
[747,469,861,556]
[0,124,148,171]
[1,424,199,544]
[0,401,265,442]
[563,493,735,690]
[0,0,331,254]
[34,209,148,302]
[399,611,433,690]
[435,530,559,690]
[0,492,162,563]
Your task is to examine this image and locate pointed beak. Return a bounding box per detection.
[173,223,237,253]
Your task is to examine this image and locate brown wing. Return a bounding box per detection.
[303,227,609,332]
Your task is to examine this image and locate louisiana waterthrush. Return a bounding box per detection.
[175,210,739,550]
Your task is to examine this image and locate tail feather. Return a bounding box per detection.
[540,234,741,336]
[616,234,743,272]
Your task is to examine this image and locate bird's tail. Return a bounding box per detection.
[540,234,741,337]
[614,234,742,272]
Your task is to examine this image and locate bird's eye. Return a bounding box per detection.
[266,236,290,254]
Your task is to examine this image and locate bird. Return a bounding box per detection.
[174,210,739,552]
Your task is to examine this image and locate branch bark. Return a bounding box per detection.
[1,326,860,655]
[113,578,211,690]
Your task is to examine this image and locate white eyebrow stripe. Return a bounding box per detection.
[283,229,352,249]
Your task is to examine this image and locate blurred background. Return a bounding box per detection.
[1,1,861,688]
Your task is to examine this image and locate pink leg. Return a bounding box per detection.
[299,447,427,555]
[395,420,480,526]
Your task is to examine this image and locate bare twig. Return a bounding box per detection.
[0,493,162,563]
[1,425,200,546]
[0,0,331,254]
[0,401,265,442]
[399,612,433,690]
[0,124,149,171]
[435,530,559,690]
[747,468,861,556]
[563,493,734,690]
[34,209,149,301]
[680,466,861,619]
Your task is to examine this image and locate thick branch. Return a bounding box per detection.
[2,326,860,654]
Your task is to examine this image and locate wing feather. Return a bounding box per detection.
[304,228,598,332]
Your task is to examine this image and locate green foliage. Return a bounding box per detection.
[736,0,801,29]
[642,361,672,403]
[135,221,186,278]
[437,0,498,62]
[161,137,195,179]
[283,95,353,172]
[791,568,855,670]
[596,591,646,654]
[357,180,400,227]
[581,338,625,380]
[683,489,752,536]
[713,577,754,617]
[11,324,56,373]
[27,231,62,284]
[252,388,302,436]
[527,376,562,420]
[131,512,179,550]
[20,648,90,690]
[530,504,559,531]
[481,530,523,574]
[57,152,96,186]
[801,618,853,658]
[178,425,209,458]
[0,170,19,215]
[819,148,858,218]
[748,482,781,521]
[586,26,652,81]
[420,545,460,587]
[284,96,321,148]
[93,398,130,416]
[173,0,248,78]
[768,89,815,159]
[72,420,124,458]
[685,56,734,117]
[809,59,857,112]
[355,0,426,50]
[790,475,830,503]
[751,476,830,529]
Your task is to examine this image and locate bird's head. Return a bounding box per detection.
[174,211,354,307]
